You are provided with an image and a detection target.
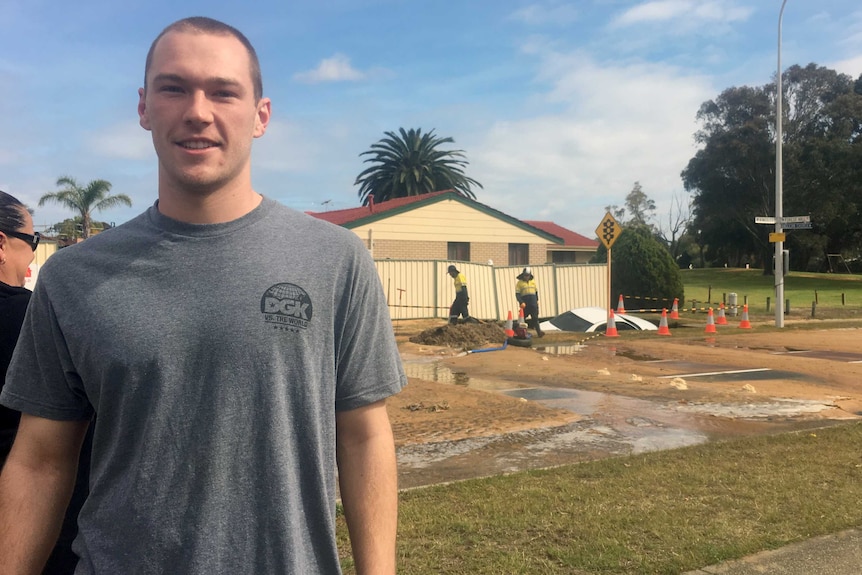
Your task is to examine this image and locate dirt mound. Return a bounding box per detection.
[409,321,507,349]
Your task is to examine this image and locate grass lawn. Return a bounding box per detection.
[338,423,862,574]
[680,268,862,320]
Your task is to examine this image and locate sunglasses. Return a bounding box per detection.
[2,229,40,251]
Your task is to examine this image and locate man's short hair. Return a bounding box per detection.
[144,16,263,101]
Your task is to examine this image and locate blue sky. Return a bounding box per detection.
[2,1,861,237]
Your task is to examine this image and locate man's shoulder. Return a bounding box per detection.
[263,198,364,244]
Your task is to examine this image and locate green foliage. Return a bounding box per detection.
[39,176,131,239]
[595,225,684,303]
[683,64,862,271]
[355,128,482,206]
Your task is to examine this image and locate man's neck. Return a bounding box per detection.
[157,184,263,224]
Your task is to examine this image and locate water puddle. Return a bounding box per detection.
[397,359,851,489]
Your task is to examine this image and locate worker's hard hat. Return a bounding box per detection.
[522,267,532,276]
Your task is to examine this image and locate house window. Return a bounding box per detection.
[551,251,577,264]
[448,242,470,262]
[508,244,529,266]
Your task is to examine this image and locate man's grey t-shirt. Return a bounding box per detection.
[1,197,406,574]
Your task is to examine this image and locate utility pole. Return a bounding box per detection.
[774,0,788,328]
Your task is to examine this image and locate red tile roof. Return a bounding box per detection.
[306,191,451,225]
[523,220,598,248]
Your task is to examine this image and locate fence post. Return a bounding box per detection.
[811,301,816,318]
[766,296,771,312]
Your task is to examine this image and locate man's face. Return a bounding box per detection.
[138,30,271,197]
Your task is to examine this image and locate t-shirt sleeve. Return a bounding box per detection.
[333,240,406,412]
[0,278,93,421]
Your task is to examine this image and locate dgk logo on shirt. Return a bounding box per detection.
[261,283,313,331]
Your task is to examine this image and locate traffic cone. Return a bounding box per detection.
[738,304,752,329]
[518,303,527,327]
[617,294,626,314]
[704,307,717,333]
[716,303,728,325]
[657,308,671,336]
[504,311,514,337]
[670,298,679,320]
[605,309,620,337]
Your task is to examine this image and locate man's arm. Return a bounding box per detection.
[0,414,89,575]
[336,399,398,575]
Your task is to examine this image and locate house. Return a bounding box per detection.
[307,191,597,266]
[523,221,598,264]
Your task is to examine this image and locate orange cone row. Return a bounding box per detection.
[670,298,679,319]
[704,308,717,333]
[716,303,728,325]
[738,304,752,329]
[657,308,671,336]
[617,294,626,314]
[504,310,514,337]
[605,309,619,337]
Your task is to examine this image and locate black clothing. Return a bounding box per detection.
[1,280,31,457]
[1,280,91,575]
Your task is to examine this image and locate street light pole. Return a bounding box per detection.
[775,0,788,328]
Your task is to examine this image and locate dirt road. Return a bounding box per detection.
[389,319,862,487]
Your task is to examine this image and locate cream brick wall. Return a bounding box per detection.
[367,240,559,265]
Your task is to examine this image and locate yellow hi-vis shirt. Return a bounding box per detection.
[516,278,538,297]
[453,272,467,293]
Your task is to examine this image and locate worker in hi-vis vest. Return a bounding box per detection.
[447,265,472,325]
[515,267,544,337]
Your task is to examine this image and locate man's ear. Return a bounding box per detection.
[138,87,151,131]
[254,98,272,138]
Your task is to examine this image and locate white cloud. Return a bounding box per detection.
[612,1,751,28]
[468,51,713,234]
[830,55,862,78]
[509,3,579,26]
[86,121,154,160]
[293,54,365,84]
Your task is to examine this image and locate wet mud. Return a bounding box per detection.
[397,359,856,490]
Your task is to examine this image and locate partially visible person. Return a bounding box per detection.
[447,264,472,324]
[0,190,37,460]
[515,267,544,337]
[0,190,91,575]
[0,17,404,575]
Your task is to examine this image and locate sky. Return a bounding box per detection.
[2,1,861,238]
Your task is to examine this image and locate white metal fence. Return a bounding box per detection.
[375,260,608,321]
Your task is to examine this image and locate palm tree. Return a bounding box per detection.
[355,128,483,206]
[39,177,132,239]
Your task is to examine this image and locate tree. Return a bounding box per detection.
[44,217,115,244]
[683,64,862,272]
[593,225,684,305]
[39,177,132,239]
[605,182,657,230]
[682,85,775,270]
[355,128,482,206]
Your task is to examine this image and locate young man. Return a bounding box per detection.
[0,17,405,575]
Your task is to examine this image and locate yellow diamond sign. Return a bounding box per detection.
[595,212,622,250]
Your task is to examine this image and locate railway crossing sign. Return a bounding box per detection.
[595,212,622,250]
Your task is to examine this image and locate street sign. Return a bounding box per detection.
[769,232,786,242]
[756,215,810,225]
[782,222,813,230]
[595,212,621,250]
